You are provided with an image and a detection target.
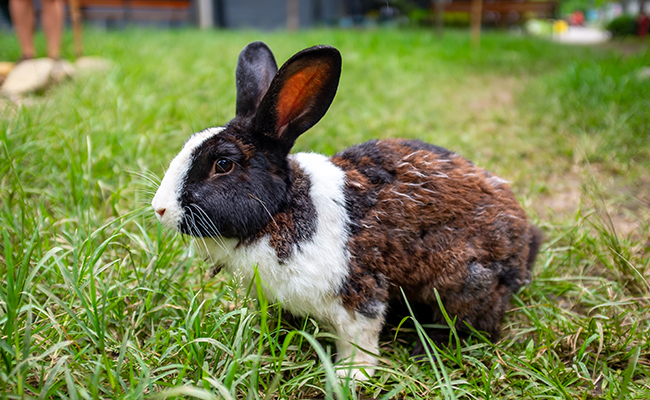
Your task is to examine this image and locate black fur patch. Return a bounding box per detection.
[462,262,497,300]
[241,159,317,262]
[287,162,318,247]
[527,226,544,270]
[339,270,389,319]
[358,298,386,319]
[331,140,395,235]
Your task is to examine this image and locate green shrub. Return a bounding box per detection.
[606,14,638,36]
[444,12,471,27]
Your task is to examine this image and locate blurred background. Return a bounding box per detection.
[1,0,649,398]
[0,0,648,35]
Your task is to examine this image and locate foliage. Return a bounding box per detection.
[606,14,639,37]
[559,0,607,16]
[445,12,472,28]
[0,29,649,398]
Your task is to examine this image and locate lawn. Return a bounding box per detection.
[1,28,649,399]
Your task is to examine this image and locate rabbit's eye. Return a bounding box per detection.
[213,158,234,175]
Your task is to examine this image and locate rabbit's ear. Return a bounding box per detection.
[254,45,341,152]
[236,42,278,117]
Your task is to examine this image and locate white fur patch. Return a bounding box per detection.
[152,127,224,230]
[334,310,384,380]
[488,175,509,187]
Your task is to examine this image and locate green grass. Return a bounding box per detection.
[1,28,649,399]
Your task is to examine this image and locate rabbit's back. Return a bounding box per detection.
[331,139,536,339]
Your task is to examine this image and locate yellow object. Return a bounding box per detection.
[553,20,569,34]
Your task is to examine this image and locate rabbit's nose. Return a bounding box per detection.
[156,208,166,217]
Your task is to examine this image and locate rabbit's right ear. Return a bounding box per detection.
[235,42,278,117]
[253,45,341,156]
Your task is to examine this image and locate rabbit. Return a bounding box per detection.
[151,41,543,380]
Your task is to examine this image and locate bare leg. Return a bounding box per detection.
[41,0,64,59]
[9,0,35,58]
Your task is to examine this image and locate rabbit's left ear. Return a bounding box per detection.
[236,42,278,117]
[254,45,341,153]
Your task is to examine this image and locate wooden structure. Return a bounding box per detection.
[433,0,557,48]
[78,0,192,26]
[470,0,482,47]
[442,0,557,22]
[75,0,342,29]
[215,0,342,30]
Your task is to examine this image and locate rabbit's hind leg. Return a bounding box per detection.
[332,306,385,380]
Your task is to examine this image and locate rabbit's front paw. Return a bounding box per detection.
[336,364,375,381]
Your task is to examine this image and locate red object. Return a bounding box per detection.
[570,10,585,26]
[639,14,650,38]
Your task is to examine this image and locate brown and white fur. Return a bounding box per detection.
[152,42,542,380]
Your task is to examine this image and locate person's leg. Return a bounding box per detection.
[40,0,63,58]
[9,0,35,58]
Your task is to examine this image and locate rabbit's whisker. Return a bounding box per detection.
[129,169,162,186]
[190,204,230,255]
[184,206,211,260]
[248,194,277,228]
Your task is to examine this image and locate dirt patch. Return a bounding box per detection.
[534,165,649,239]
[535,171,583,218]
[597,40,650,57]
[605,214,642,237]
[606,178,650,237]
